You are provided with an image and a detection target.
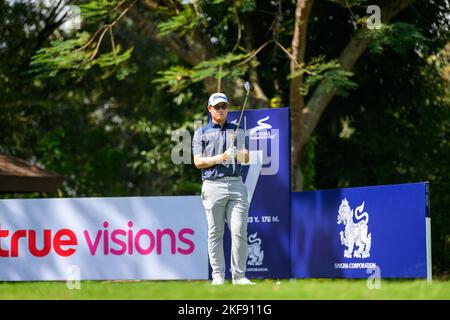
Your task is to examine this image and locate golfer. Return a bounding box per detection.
[192,92,255,286]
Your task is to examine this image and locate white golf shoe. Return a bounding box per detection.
[232,278,256,285]
[211,278,225,286]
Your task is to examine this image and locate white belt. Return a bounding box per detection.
[209,176,241,182]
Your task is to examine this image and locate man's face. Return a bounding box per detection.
[208,102,229,123]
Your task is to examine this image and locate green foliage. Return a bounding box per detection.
[152,65,193,92]
[192,53,250,81]
[0,0,203,198]
[367,22,427,55]
[78,0,120,22]
[157,5,197,36]
[289,56,357,96]
[28,0,136,81]
[328,0,370,9]
[235,0,256,12]
[29,31,135,80]
[29,32,92,77]
[154,53,250,92]
[210,0,255,12]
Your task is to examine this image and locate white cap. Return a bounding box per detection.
[208,92,229,106]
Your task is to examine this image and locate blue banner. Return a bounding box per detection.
[220,107,291,279]
[291,182,429,278]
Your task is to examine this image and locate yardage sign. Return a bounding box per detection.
[223,107,291,279]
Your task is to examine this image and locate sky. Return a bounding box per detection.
[6,0,81,32]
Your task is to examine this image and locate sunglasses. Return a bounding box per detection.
[212,104,228,110]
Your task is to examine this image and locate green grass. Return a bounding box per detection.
[0,279,449,300]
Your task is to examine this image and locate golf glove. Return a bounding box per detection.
[225,146,237,159]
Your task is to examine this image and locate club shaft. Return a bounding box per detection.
[236,94,249,130]
[230,93,249,147]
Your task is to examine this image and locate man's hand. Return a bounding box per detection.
[225,147,249,164]
[217,152,230,163]
[225,146,237,159]
[236,148,249,164]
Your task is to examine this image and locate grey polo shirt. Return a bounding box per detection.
[192,120,249,181]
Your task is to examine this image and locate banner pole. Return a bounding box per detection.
[425,182,432,283]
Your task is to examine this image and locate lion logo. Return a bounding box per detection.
[337,198,372,259]
[247,232,264,266]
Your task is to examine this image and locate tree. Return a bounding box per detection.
[28,0,444,191]
[0,0,204,197]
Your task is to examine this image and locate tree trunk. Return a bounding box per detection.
[289,0,314,191]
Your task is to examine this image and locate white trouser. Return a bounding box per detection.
[201,176,249,281]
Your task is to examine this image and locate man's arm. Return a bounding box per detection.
[194,153,230,169]
[192,127,222,169]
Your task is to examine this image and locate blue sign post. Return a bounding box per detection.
[221,107,291,279]
[291,182,431,278]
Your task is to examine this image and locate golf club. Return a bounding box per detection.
[226,81,250,162]
[229,81,250,148]
[236,81,251,132]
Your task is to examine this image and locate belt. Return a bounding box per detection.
[207,176,241,182]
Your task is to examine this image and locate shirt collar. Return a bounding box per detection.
[209,119,228,129]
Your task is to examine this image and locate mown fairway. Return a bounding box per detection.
[0,279,449,300]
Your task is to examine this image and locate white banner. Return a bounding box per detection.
[0,196,208,281]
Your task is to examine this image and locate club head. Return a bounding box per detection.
[244,82,250,95]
